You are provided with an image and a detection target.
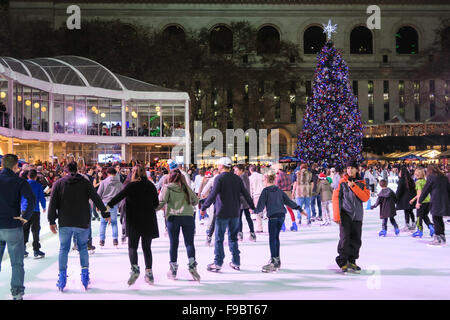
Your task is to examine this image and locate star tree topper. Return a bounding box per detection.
[323,19,338,40]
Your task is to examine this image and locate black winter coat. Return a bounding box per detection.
[108,178,159,238]
[395,178,416,211]
[48,173,108,228]
[418,174,450,217]
[371,188,397,219]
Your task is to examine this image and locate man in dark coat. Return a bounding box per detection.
[48,161,110,291]
[201,157,255,272]
[371,179,399,236]
[417,164,450,247]
[395,167,417,231]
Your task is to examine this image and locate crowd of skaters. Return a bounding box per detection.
[0,153,449,300]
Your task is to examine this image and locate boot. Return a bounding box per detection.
[206,263,221,272]
[167,262,178,280]
[408,222,416,231]
[348,261,361,273]
[237,232,243,241]
[281,223,286,232]
[378,229,387,237]
[188,258,200,282]
[394,228,400,236]
[440,234,446,245]
[262,258,278,273]
[429,224,435,237]
[205,235,212,246]
[99,240,105,247]
[144,269,154,285]
[412,229,423,238]
[249,232,256,241]
[290,221,298,232]
[81,268,90,290]
[113,239,118,247]
[127,264,140,286]
[427,235,443,247]
[56,270,67,292]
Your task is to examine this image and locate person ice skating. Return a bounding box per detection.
[254,172,300,272]
[370,179,399,237]
[21,169,46,259]
[201,169,219,246]
[317,172,333,226]
[409,168,434,238]
[333,160,370,273]
[107,165,159,285]
[310,163,323,222]
[0,154,36,300]
[97,167,123,248]
[249,165,265,233]
[275,164,298,231]
[193,168,206,225]
[200,157,255,272]
[156,169,200,281]
[416,164,450,247]
[234,164,256,241]
[48,161,110,292]
[396,166,417,232]
[292,163,312,226]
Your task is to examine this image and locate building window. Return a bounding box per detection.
[305,80,312,104]
[414,80,420,121]
[368,81,374,122]
[442,26,450,52]
[352,80,358,109]
[210,25,233,54]
[429,80,435,117]
[290,81,296,123]
[258,80,265,101]
[242,54,248,64]
[257,26,280,55]
[382,55,388,63]
[304,26,326,54]
[399,80,405,117]
[350,26,373,54]
[163,25,186,42]
[274,81,281,122]
[396,26,419,54]
[383,80,390,121]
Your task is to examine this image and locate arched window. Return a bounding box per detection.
[350,26,373,54]
[304,26,326,54]
[257,26,280,55]
[396,26,419,54]
[210,25,233,54]
[163,25,186,42]
[442,26,450,52]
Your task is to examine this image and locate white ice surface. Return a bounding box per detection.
[0,198,449,300]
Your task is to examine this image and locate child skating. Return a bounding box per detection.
[371,179,400,237]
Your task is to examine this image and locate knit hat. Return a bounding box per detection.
[319,173,327,179]
[205,171,212,178]
[345,159,359,169]
[169,161,178,170]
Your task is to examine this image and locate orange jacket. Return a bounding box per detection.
[332,174,370,223]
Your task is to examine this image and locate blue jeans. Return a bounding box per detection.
[167,215,195,263]
[268,216,285,258]
[311,195,322,218]
[100,204,118,241]
[296,197,311,222]
[59,227,90,272]
[214,217,240,267]
[73,225,92,247]
[0,227,25,296]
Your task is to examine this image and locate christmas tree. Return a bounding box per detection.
[295,30,364,168]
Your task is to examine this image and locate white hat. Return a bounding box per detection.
[216,157,232,167]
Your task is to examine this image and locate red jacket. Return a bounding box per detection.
[332,174,370,223]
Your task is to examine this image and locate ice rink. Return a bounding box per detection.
[1,200,449,300]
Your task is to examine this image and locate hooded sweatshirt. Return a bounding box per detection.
[255,185,300,219]
[156,182,198,218]
[97,174,123,203]
[371,187,397,219]
[48,173,108,228]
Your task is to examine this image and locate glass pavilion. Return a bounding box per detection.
[0,56,190,165]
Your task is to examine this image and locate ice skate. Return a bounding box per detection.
[113,239,119,248]
[99,240,105,247]
[281,223,286,232]
[34,250,45,259]
[427,235,444,247]
[229,262,240,271]
[127,265,140,286]
[249,232,256,241]
[378,229,387,237]
[429,225,435,237]
[412,229,423,238]
[88,244,96,254]
[188,259,201,282]
[237,232,243,241]
[340,263,349,273]
[81,268,90,290]
[206,263,221,272]
[56,270,67,292]
[205,235,212,246]
[408,222,416,231]
[144,269,154,285]
[394,228,400,236]
[348,262,361,274]
[290,221,298,232]
[262,257,280,273]
[24,250,29,258]
[167,262,178,280]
